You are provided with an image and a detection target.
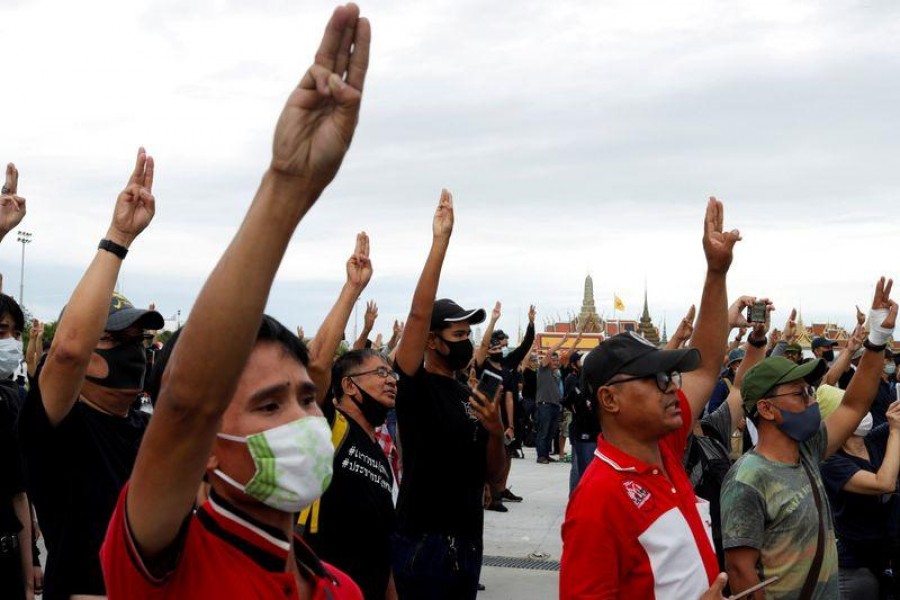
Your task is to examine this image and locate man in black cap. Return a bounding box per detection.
[561,198,739,599]
[392,190,505,599]
[18,149,162,600]
[721,278,896,599]
[474,302,536,510]
[811,336,837,363]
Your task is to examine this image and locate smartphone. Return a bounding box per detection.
[477,370,503,401]
[747,301,767,323]
[727,576,779,600]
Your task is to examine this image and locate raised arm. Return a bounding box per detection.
[353,299,378,350]
[724,298,774,433]
[39,149,155,426]
[541,332,569,368]
[386,320,402,352]
[842,401,900,494]
[25,319,43,378]
[126,4,370,560]
[823,325,863,387]
[825,278,897,458]
[504,305,536,368]
[0,163,26,244]
[394,190,453,376]
[681,198,741,427]
[474,301,501,367]
[308,232,372,402]
[665,305,695,350]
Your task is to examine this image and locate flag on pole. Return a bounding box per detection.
[614,294,625,312]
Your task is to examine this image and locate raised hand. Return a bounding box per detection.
[296,325,306,341]
[702,197,741,274]
[433,189,454,240]
[32,319,44,339]
[346,231,372,290]
[749,298,775,340]
[270,4,370,194]
[847,325,864,352]
[870,277,897,330]
[528,304,536,324]
[856,305,866,327]
[491,301,502,323]
[672,305,696,348]
[108,148,156,247]
[373,332,383,349]
[393,319,402,336]
[728,295,755,329]
[0,162,26,238]
[363,300,378,330]
[783,308,798,342]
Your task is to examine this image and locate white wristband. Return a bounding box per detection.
[868,308,894,346]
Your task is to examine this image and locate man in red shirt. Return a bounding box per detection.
[100,4,370,598]
[560,198,738,599]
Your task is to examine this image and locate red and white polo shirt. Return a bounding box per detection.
[560,391,719,599]
[101,484,362,599]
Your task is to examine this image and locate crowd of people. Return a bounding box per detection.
[1,3,898,600]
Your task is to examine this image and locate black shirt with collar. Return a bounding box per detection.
[394,364,488,541]
[303,410,395,599]
[17,365,148,600]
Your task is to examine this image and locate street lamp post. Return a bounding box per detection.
[16,230,31,306]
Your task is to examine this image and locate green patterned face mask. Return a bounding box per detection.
[215,416,334,512]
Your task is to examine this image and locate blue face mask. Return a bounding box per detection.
[775,402,821,442]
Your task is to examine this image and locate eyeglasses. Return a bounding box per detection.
[765,385,814,403]
[347,366,400,381]
[608,371,682,393]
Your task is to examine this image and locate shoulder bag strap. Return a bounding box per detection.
[798,456,826,600]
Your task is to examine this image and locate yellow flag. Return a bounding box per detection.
[614,294,625,312]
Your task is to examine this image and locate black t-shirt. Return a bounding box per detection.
[17,367,148,600]
[304,411,395,600]
[522,368,537,400]
[394,365,488,540]
[820,424,896,568]
[562,373,600,443]
[0,391,25,534]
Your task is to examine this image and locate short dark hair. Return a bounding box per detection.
[0,294,24,334]
[331,348,386,400]
[145,314,308,403]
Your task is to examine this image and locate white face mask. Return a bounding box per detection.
[0,338,23,379]
[214,416,334,513]
[854,412,874,438]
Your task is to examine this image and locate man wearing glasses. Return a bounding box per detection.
[301,349,400,600]
[721,278,896,600]
[560,198,739,600]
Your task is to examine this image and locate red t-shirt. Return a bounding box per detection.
[560,391,719,599]
[101,484,362,599]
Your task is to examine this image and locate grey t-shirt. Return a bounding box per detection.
[720,424,839,599]
[536,365,562,405]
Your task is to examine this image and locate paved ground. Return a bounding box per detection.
[480,447,570,599]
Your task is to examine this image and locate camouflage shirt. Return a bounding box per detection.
[720,424,839,599]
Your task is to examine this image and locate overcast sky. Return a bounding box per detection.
[2,0,899,340]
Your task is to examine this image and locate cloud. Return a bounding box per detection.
[2,0,898,339]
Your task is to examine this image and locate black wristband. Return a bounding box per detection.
[98,239,128,259]
[747,336,767,348]
[863,338,887,352]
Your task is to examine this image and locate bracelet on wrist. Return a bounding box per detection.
[98,238,128,259]
[863,338,887,352]
[747,336,767,348]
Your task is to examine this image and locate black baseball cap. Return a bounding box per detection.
[581,332,701,395]
[491,329,509,342]
[430,298,486,331]
[103,292,164,332]
[811,337,837,350]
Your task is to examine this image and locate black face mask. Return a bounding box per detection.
[350,380,390,427]
[823,350,835,362]
[488,351,503,364]
[436,338,474,371]
[86,342,147,390]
